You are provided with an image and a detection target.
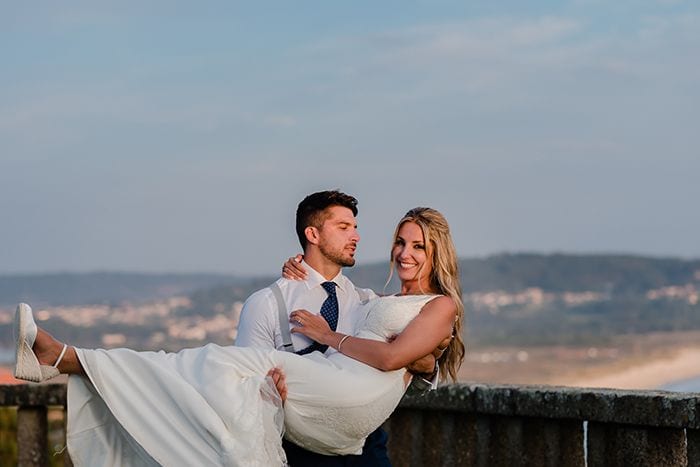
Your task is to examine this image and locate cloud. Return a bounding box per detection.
[306,16,581,60]
[297,12,699,105]
[293,17,589,102]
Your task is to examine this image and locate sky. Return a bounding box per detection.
[1,1,698,276]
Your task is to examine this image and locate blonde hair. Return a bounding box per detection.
[388,207,465,382]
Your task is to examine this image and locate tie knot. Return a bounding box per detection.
[321,281,337,296]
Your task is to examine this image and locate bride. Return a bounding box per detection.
[14,207,465,467]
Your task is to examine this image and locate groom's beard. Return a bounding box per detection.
[319,242,356,268]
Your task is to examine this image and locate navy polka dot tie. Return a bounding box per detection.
[296,281,338,355]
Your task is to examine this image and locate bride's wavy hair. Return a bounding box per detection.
[387,207,465,382]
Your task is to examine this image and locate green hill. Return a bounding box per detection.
[0,272,239,307]
[3,254,699,348]
[347,253,700,294]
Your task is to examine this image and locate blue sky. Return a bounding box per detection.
[1,1,698,275]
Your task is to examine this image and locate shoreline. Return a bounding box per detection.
[562,346,700,390]
[2,336,700,391]
[458,331,700,391]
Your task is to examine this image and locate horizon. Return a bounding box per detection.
[2,249,699,277]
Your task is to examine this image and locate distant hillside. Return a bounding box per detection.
[2,253,698,349]
[182,253,700,315]
[348,253,700,294]
[0,272,241,307]
[3,254,698,308]
[346,254,700,346]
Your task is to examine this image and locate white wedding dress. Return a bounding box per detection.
[66,294,437,467]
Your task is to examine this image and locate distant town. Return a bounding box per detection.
[1,253,700,386]
[0,280,696,354]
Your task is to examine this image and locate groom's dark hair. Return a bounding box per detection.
[296,190,358,249]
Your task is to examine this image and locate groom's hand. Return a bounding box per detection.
[406,353,436,375]
[266,367,288,403]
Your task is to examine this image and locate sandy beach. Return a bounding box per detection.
[2,332,699,391]
[563,347,700,390]
[457,331,700,391]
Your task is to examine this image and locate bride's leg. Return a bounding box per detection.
[34,328,85,375]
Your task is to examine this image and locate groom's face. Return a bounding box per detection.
[316,206,360,268]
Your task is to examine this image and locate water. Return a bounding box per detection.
[2,344,699,390]
[0,348,13,365]
[662,375,700,392]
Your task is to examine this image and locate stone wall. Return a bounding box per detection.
[385,383,700,467]
[2,383,699,466]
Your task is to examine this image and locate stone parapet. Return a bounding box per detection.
[399,383,700,429]
[2,383,699,466]
[387,383,700,466]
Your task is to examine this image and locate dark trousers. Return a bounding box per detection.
[283,427,392,467]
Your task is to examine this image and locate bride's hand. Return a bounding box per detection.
[282,255,307,280]
[289,309,332,343]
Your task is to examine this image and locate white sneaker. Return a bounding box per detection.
[14,303,63,382]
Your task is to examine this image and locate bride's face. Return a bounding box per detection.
[392,221,432,287]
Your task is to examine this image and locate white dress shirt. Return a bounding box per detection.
[236,261,377,355]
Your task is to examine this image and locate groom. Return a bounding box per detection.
[236,190,438,466]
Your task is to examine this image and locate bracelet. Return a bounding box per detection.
[337,335,351,351]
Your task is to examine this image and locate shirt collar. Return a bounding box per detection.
[302,260,348,292]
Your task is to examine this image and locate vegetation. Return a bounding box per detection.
[349,253,700,294]
[467,296,700,347]
[0,407,17,464]
[1,253,699,349]
[0,272,238,307]
[0,406,67,466]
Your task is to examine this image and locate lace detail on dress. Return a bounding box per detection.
[283,375,405,455]
[357,294,438,342]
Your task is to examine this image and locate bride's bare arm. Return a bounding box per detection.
[290,296,455,371]
[282,256,450,373]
